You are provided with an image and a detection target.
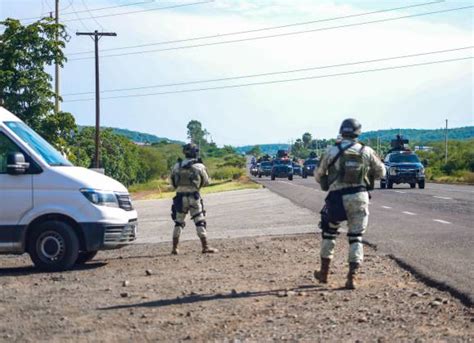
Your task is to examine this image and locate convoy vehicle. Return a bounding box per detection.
[381,150,425,189]
[302,158,319,178]
[250,163,259,176]
[257,161,272,178]
[0,107,137,271]
[271,159,293,180]
[292,162,302,176]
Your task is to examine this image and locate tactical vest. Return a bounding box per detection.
[337,145,367,184]
[175,161,202,189]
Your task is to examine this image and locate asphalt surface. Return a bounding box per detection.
[251,174,474,306]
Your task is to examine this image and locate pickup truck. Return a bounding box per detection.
[271,159,293,181]
[381,150,425,189]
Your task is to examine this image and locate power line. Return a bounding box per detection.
[62,0,213,23]
[63,56,473,102]
[20,1,153,21]
[80,0,105,31]
[63,46,474,96]
[69,5,474,61]
[68,0,443,56]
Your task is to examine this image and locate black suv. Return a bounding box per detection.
[302,158,319,178]
[257,161,273,178]
[381,151,425,189]
[271,159,293,180]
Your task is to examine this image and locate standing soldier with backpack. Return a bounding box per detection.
[170,143,218,255]
[314,119,385,289]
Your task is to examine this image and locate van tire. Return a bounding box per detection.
[271,175,276,180]
[76,251,98,264]
[288,175,293,181]
[418,180,425,189]
[28,221,79,271]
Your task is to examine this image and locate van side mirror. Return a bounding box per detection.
[422,159,428,167]
[7,152,30,175]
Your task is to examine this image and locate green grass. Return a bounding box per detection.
[130,177,262,200]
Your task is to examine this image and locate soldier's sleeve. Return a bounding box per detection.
[315,149,330,183]
[200,165,210,187]
[170,163,179,189]
[368,148,386,179]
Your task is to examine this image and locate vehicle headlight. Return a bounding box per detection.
[80,188,119,208]
[418,168,425,175]
[389,167,397,176]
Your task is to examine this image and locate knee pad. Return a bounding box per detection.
[321,224,340,240]
[195,220,207,228]
[347,232,363,244]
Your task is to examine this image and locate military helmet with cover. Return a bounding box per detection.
[183,143,199,159]
[339,118,362,138]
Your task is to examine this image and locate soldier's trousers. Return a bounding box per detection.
[171,192,207,239]
[320,191,369,264]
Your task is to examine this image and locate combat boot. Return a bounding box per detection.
[345,262,360,289]
[314,258,331,284]
[171,237,179,255]
[200,237,218,254]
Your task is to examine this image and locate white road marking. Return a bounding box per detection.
[381,206,392,209]
[402,211,416,215]
[395,191,407,194]
[433,219,452,224]
[433,196,452,200]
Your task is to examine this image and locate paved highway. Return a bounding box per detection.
[251,175,474,305]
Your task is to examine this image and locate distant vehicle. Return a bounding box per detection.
[381,150,425,189]
[250,163,259,176]
[271,158,293,181]
[0,107,137,271]
[302,158,319,178]
[276,150,289,159]
[292,162,302,176]
[258,161,273,178]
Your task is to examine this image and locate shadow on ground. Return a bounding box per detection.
[100,284,349,311]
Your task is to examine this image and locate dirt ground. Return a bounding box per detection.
[0,234,472,342]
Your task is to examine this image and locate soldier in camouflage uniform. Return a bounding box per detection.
[170,143,217,255]
[315,119,385,289]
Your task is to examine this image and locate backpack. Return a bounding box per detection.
[174,160,202,188]
[338,145,367,184]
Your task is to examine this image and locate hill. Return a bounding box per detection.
[234,144,290,156]
[360,127,474,143]
[78,126,183,145]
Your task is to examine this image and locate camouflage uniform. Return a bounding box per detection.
[170,158,216,254]
[315,138,385,287]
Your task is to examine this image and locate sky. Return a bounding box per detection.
[1,0,473,146]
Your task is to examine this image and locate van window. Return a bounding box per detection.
[0,133,22,173]
[5,121,72,167]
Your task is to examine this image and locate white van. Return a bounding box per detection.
[0,107,137,271]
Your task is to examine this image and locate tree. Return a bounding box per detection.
[302,132,312,148]
[186,120,208,145]
[247,145,262,156]
[0,18,76,148]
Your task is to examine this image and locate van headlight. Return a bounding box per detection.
[80,189,119,208]
[389,167,397,176]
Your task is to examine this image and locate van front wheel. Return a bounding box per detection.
[28,221,79,271]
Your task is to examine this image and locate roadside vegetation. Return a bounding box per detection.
[1,18,254,194]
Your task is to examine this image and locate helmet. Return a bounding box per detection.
[183,143,199,158]
[339,118,362,138]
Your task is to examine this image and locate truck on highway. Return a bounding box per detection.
[302,158,319,178]
[381,150,426,189]
[271,158,294,181]
[257,161,272,178]
[0,107,138,271]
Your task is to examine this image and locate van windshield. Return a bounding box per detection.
[389,153,420,163]
[5,121,72,166]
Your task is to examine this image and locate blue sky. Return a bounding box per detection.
[1,0,473,145]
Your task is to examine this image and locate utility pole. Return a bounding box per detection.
[54,0,60,114]
[76,30,117,169]
[445,119,448,164]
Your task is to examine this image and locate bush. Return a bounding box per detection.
[210,166,243,180]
